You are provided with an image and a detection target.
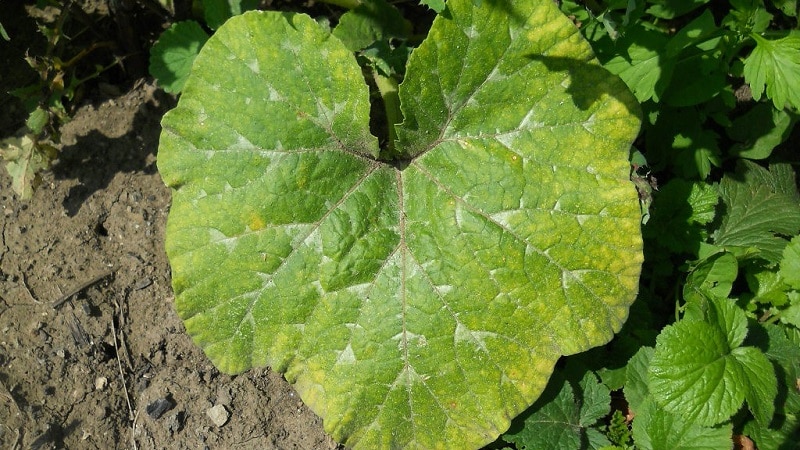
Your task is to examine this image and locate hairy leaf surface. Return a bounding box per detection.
[158,1,642,448]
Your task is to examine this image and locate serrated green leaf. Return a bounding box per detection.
[744,31,800,111]
[579,372,612,426]
[714,162,800,264]
[624,346,654,412]
[779,235,800,289]
[746,267,791,306]
[332,0,411,51]
[631,397,733,450]
[781,292,800,327]
[649,297,776,427]
[149,21,210,94]
[728,103,798,160]
[744,412,800,450]
[736,346,777,426]
[648,320,746,426]
[503,372,611,450]
[158,2,642,448]
[26,107,49,134]
[760,323,800,414]
[503,376,583,450]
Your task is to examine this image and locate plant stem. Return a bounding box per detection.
[373,71,402,157]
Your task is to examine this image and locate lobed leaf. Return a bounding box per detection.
[714,162,800,263]
[502,372,611,450]
[744,31,800,111]
[158,1,642,448]
[649,297,777,427]
[149,21,210,94]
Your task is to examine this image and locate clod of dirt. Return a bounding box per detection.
[206,404,230,427]
[146,397,175,420]
[94,376,108,390]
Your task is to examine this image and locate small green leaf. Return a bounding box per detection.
[601,26,673,102]
[744,31,800,111]
[683,252,738,307]
[26,107,49,134]
[746,267,791,306]
[714,162,800,263]
[779,235,800,289]
[503,376,583,450]
[664,9,719,57]
[631,397,733,450]
[623,346,654,412]
[728,103,798,160]
[503,372,611,450]
[579,372,612,426]
[204,0,260,29]
[149,21,210,93]
[760,323,800,414]
[332,0,411,51]
[643,179,718,254]
[419,0,446,12]
[726,0,774,34]
[736,346,777,426]
[743,413,800,450]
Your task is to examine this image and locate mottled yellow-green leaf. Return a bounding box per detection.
[158,1,642,448]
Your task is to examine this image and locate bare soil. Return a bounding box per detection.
[0,80,341,450]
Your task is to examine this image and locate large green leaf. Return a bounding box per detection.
[158,1,642,448]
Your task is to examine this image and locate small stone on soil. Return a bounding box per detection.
[94,376,108,390]
[206,404,230,427]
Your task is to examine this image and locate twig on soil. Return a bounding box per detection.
[110,315,135,422]
[130,410,140,450]
[52,271,113,309]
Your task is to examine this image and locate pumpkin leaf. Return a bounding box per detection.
[158,1,642,448]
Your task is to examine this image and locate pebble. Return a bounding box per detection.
[94,376,108,391]
[146,397,175,420]
[206,404,229,427]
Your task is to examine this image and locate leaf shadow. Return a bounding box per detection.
[525,54,640,115]
[52,84,174,216]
